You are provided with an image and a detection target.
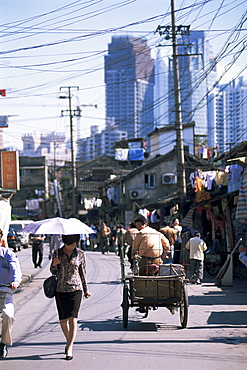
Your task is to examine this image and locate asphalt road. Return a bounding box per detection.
[1,245,247,369]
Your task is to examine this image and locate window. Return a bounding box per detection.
[20,169,26,178]
[145,174,156,189]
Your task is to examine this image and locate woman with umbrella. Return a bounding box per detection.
[50,234,91,361]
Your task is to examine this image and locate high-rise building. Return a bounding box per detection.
[104,35,155,139]
[209,77,247,153]
[21,132,70,166]
[153,49,169,128]
[168,30,216,140]
[77,124,127,161]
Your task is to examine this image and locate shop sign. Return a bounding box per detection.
[1,151,20,190]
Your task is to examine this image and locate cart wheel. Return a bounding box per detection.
[180,285,188,328]
[206,262,219,276]
[121,284,129,328]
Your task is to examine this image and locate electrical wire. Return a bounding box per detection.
[1,0,246,153]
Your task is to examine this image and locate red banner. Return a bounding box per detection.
[1,151,19,190]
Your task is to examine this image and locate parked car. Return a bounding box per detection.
[7,227,22,252]
[9,220,33,249]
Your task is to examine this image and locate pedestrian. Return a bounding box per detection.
[49,234,62,260]
[79,233,88,250]
[99,222,111,254]
[0,228,22,358]
[30,234,45,268]
[89,224,98,251]
[185,231,207,284]
[239,243,247,267]
[132,215,170,276]
[172,218,183,264]
[123,222,139,269]
[115,224,126,257]
[159,221,177,263]
[50,234,91,361]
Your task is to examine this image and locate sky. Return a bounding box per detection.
[0,0,246,150]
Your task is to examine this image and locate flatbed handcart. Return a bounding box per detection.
[121,264,188,328]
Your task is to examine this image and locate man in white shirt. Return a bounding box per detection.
[185,231,207,285]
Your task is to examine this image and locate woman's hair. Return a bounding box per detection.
[0,229,3,238]
[62,234,80,245]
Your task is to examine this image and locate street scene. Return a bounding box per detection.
[0,1,247,368]
[1,244,247,370]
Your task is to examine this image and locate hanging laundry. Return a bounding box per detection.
[202,147,208,159]
[128,148,145,161]
[107,187,115,201]
[115,148,129,161]
[205,171,216,190]
[216,170,228,186]
[228,163,243,192]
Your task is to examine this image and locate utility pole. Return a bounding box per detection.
[60,86,79,217]
[156,0,188,211]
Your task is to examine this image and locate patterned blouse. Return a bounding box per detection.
[50,247,88,293]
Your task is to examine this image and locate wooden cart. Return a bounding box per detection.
[121,264,188,328]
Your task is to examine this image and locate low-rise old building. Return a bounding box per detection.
[99,149,210,228]
[10,156,49,219]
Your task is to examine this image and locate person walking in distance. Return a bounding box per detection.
[99,222,111,254]
[185,231,207,284]
[172,218,183,264]
[159,221,178,263]
[0,229,22,358]
[30,234,45,268]
[49,234,62,260]
[50,234,91,361]
[123,222,139,269]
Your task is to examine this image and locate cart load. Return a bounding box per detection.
[121,263,188,329]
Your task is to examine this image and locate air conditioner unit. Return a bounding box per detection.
[162,173,177,185]
[129,189,146,199]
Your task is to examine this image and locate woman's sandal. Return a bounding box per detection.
[66,349,73,361]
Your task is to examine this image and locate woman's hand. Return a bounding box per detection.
[84,291,91,298]
[52,257,61,266]
[10,281,19,290]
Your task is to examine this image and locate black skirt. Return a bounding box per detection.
[55,290,82,320]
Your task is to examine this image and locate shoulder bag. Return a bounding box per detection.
[43,275,57,298]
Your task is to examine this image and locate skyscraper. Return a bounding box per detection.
[153,49,169,128]
[104,35,155,139]
[209,76,247,153]
[77,124,127,161]
[168,30,216,140]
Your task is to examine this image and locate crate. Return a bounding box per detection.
[131,276,182,300]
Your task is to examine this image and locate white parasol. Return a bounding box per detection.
[21,217,96,235]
